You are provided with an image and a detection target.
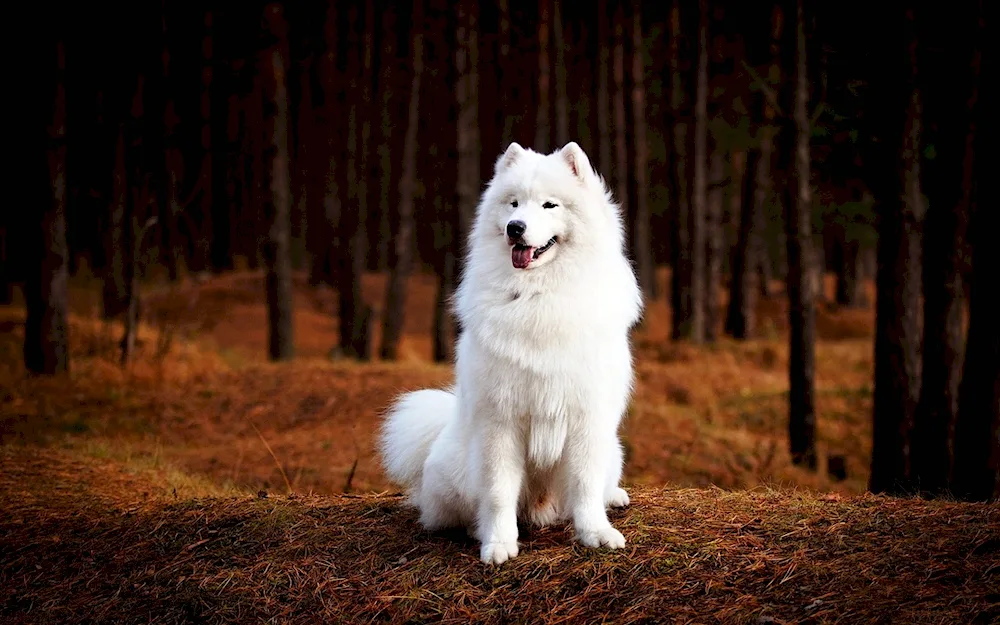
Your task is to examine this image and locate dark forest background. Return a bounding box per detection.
[4,0,997,502]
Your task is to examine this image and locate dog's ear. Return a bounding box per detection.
[496,142,525,173]
[559,142,592,182]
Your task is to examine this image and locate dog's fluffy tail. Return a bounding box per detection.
[378,389,456,491]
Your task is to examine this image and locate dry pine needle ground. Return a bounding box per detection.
[1,447,998,625]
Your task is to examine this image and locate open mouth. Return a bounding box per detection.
[511,236,557,269]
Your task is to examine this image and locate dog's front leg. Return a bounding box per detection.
[565,421,626,550]
[475,421,525,565]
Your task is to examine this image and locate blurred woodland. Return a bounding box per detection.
[3,0,997,504]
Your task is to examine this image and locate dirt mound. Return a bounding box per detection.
[1,448,997,625]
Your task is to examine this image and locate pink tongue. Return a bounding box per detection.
[512,246,534,269]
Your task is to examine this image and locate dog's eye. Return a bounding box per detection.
[542,201,557,209]
[511,200,518,208]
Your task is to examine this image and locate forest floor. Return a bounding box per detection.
[1,269,997,623]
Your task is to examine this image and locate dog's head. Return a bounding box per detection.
[475,141,623,272]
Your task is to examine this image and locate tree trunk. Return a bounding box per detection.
[433,233,456,364]
[193,11,213,273]
[628,0,654,300]
[26,40,70,376]
[726,148,760,339]
[246,73,265,271]
[381,0,424,361]
[103,125,130,319]
[0,226,12,305]
[611,3,629,234]
[294,57,317,274]
[678,0,708,343]
[595,0,612,180]
[571,20,594,157]
[478,2,501,195]
[668,0,692,340]
[428,0,458,363]
[456,0,479,280]
[952,207,1000,501]
[756,5,783,301]
[951,11,997,502]
[313,0,342,288]
[704,149,725,343]
[835,238,867,308]
[260,3,295,362]
[375,7,399,272]
[784,0,817,470]
[497,0,514,149]
[870,7,923,495]
[912,4,978,496]
[338,1,374,361]
[534,0,551,152]
[161,9,184,282]
[552,0,569,147]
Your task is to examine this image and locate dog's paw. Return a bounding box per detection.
[480,540,519,565]
[576,525,626,550]
[605,487,630,509]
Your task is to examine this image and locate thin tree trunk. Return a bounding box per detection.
[756,5,782,301]
[193,11,213,273]
[338,1,374,361]
[870,7,923,495]
[552,0,569,147]
[534,0,551,152]
[478,2,501,192]
[611,3,629,228]
[433,231,456,363]
[726,149,759,338]
[951,7,996,501]
[226,82,245,273]
[784,0,817,470]
[247,74,265,271]
[375,8,399,272]
[261,3,295,361]
[704,149,725,343]
[456,0,479,276]
[668,0,692,340]
[294,57,316,274]
[498,0,514,148]
[381,0,423,361]
[679,0,708,343]
[596,0,612,179]
[120,73,147,361]
[835,238,867,307]
[0,227,12,305]
[26,40,70,376]
[571,21,594,157]
[628,0,654,300]
[161,7,184,281]
[313,0,342,287]
[103,125,130,319]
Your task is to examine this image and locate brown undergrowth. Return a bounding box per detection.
[2,269,874,496]
[1,447,997,625]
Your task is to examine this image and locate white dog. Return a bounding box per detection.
[379,141,643,564]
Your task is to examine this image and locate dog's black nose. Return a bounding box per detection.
[506,220,526,240]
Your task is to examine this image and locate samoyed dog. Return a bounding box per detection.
[379,141,642,564]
